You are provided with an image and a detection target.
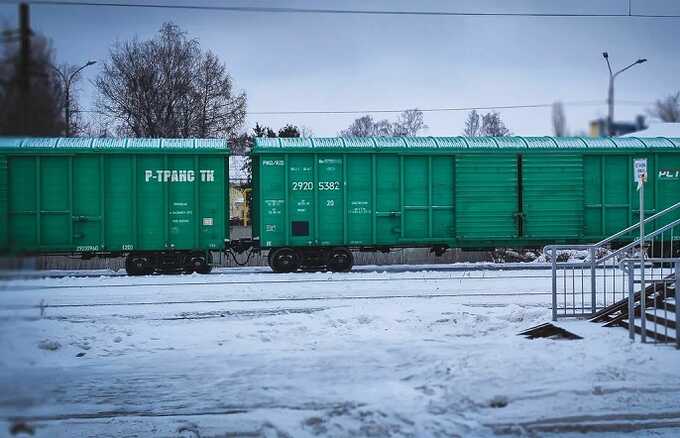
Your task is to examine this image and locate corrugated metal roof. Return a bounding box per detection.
[611,137,645,148]
[311,137,344,148]
[465,137,498,148]
[373,137,406,147]
[495,137,527,148]
[553,137,587,148]
[638,137,675,148]
[256,136,680,151]
[0,137,230,150]
[524,137,558,148]
[343,137,375,148]
[581,138,616,148]
[432,137,468,148]
[255,136,680,151]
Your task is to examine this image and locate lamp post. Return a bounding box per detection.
[51,60,97,137]
[602,52,646,137]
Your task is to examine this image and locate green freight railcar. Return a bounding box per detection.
[251,136,680,272]
[0,138,229,274]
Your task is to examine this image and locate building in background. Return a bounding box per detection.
[590,115,647,137]
[229,155,250,225]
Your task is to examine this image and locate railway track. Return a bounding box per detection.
[1,290,552,311]
[0,262,577,280]
[2,273,556,292]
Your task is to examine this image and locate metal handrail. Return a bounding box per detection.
[594,200,680,247]
[597,217,680,265]
[543,204,680,261]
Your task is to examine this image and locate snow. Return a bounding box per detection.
[621,123,680,138]
[1,267,679,437]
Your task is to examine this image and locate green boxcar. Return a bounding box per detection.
[0,138,230,274]
[252,136,680,272]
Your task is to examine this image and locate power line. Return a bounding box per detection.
[248,100,651,116]
[1,0,680,18]
[75,100,652,116]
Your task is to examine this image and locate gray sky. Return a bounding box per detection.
[1,0,679,136]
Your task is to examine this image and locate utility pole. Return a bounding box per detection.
[19,2,31,135]
[602,52,647,137]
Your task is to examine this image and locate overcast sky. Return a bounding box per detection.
[1,0,679,137]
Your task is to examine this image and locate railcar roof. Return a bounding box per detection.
[0,137,230,151]
[253,136,680,152]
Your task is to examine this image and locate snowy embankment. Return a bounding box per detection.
[1,267,679,437]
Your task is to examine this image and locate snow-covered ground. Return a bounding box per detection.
[1,267,679,437]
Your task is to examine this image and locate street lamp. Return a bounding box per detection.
[51,60,97,137]
[602,52,646,137]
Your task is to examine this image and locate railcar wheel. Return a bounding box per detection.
[270,248,300,273]
[327,248,353,272]
[126,254,151,276]
[185,252,213,274]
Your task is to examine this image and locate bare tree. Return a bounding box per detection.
[463,110,511,136]
[341,115,375,137]
[647,92,680,122]
[463,110,481,136]
[341,109,427,137]
[96,23,246,138]
[394,108,427,136]
[0,31,66,136]
[552,101,567,136]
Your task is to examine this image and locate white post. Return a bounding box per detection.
[634,158,647,343]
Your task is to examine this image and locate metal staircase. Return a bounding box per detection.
[545,201,680,347]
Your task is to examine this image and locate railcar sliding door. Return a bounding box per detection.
[455,154,518,240]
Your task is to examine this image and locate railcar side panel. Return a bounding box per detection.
[375,155,400,245]
[258,155,286,248]
[8,156,38,251]
[317,154,344,246]
[0,154,7,252]
[430,156,455,240]
[73,155,102,250]
[346,154,372,245]
[523,154,583,239]
[456,154,518,240]
[402,155,427,241]
[1,140,229,256]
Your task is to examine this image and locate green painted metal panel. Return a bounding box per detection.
[656,152,680,227]
[167,155,196,249]
[317,154,344,245]
[346,155,372,245]
[456,154,518,239]
[583,156,603,237]
[288,154,315,246]
[39,156,71,249]
[375,155,400,244]
[251,138,680,250]
[7,157,37,250]
[2,149,228,255]
[0,155,7,251]
[523,155,583,239]
[403,156,428,239]
[73,156,102,249]
[258,155,286,248]
[105,155,134,251]
[196,156,227,250]
[431,156,455,239]
[137,155,165,250]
